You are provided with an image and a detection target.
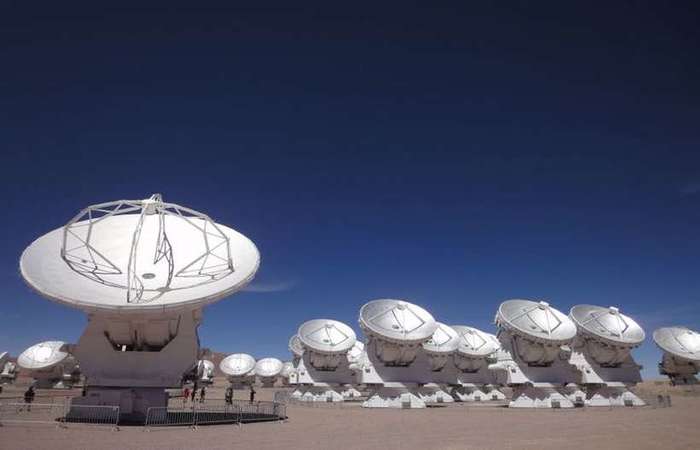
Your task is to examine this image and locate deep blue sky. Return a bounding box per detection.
[1,4,699,378]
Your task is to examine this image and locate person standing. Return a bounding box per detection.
[24,385,36,411]
[249,386,256,403]
[225,386,233,405]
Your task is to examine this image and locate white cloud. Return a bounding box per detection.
[243,280,297,293]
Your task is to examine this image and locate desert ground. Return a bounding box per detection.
[1,379,699,450]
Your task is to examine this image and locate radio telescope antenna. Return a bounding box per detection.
[653,326,700,385]
[358,299,438,408]
[0,351,17,385]
[445,326,502,402]
[20,194,259,422]
[294,319,358,402]
[569,305,645,406]
[415,322,460,404]
[17,341,80,389]
[279,361,295,386]
[255,358,284,387]
[220,353,257,389]
[490,299,579,408]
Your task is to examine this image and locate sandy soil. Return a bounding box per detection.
[1,381,699,450]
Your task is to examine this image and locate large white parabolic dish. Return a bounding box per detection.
[255,357,284,378]
[298,319,357,355]
[496,299,577,345]
[18,341,70,370]
[422,322,460,355]
[570,305,645,347]
[359,299,437,344]
[452,325,500,357]
[653,327,700,363]
[19,196,260,312]
[220,353,256,376]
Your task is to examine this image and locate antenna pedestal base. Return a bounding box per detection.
[341,386,363,399]
[294,354,357,402]
[570,347,644,406]
[491,332,578,409]
[451,384,488,402]
[584,385,644,407]
[563,384,586,406]
[290,388,305,399]
[510,384,575,408]
[300,386,345,403]
[482,384,507,401]
[363,384,426,408]
[71,309,200,421]
[452,384,507,402]
[416,383,454,404]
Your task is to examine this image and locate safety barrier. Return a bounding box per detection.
[145,406,195,429]
[237,399,286,422]
[145,400,286,430]
[195,403,240,426]
[64,404,120,429]
[0,402,66,427]
[0,401,120,429]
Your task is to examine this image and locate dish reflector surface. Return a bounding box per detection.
[452,326,500,357]
[496,299,576,344]
[653,327,700,362]
[255,358,283,377]
[422,323,460,354]
[570,305,645,346]
[18,341,70,370]
[220,353,256,376]
[298,319,357,354]
[20,195,260,312]
[359,299,437,343]
[484,332,501,350]
[289,335,304,357]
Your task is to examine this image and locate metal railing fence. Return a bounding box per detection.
[0,402,119,429]
[0,402,66,427]
[64,404,120,429]
[145,400,286,429]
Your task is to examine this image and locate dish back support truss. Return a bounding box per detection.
[60,194,234,304]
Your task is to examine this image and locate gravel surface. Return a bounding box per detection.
[1,382,698,450]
